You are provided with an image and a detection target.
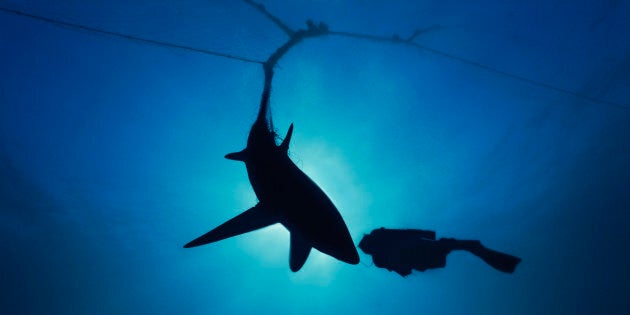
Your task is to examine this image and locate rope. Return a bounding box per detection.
[329,31,629,110]
[0,6,264,64]
[1,5,627,110]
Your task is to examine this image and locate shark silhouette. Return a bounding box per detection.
[184,66,359,272]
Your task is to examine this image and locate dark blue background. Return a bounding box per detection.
[1,1,629,314]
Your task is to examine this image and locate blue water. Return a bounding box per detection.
[1,1,629,314]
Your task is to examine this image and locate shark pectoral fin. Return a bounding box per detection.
[289,232,312,272]
[184,203,277,248]
[225,149,248,161]
[279,123,294,153]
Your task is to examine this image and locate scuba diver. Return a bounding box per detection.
[359,228,521,277]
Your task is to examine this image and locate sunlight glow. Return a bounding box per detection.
[298,138,372,235]
[231,137,370,280]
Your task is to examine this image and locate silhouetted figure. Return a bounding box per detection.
[184,64,359,272]
[359,228,521,277]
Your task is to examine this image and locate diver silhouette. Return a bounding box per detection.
[359,228,521,277]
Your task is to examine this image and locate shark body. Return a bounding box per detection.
[184,72,359,271]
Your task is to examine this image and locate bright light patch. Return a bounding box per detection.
[297,138,372,233]
[238,224,289,266]
[228,137,370,277]
[290,250,342,286]
[291,138,372,283]
[233,179,291,265]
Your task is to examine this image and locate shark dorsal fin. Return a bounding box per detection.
[279,123,294,153]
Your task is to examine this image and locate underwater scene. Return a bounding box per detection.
[1,0,629,314]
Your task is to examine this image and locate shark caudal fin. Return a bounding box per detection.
[184,203,277,248]
[289,232,312,272]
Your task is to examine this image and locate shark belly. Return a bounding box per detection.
[248,156,359,265]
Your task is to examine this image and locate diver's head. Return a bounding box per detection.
[358,233,376,254]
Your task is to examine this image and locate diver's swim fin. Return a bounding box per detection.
[468,243,521,273]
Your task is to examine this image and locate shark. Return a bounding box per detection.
[184,66,359,272]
